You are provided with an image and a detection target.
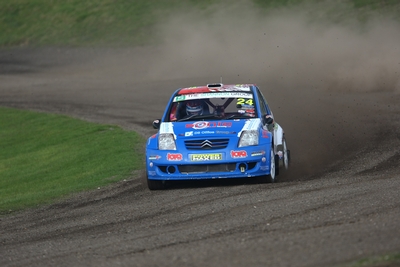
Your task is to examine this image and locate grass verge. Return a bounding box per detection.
[0,0,224,47]
[340,252,400,267]
[0,0,399,47]
[0,107,145,214]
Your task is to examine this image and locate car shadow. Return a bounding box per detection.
[164,177,267,190]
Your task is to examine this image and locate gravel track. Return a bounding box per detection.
[0,47,399,267]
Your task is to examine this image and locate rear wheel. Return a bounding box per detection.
[283,138,290,170]
[147,177,166,190]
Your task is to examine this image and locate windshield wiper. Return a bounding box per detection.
[177,114,220,122]
[225,114,251,120]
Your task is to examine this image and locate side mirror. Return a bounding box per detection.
[152,119,161,129]
[263,115,274,125]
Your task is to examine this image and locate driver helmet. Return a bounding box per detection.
[186,100,203,116]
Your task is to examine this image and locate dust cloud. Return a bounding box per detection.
[150,2,400,93]
[146,2,400,177]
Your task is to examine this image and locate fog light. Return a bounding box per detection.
[167,166,176,174]
[149,162,154,167]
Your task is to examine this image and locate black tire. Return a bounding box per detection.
[147,178,166,190]
[259,150,279,183]
[267,154,280,183]
[283,138,290,170]
[275,154,280,176]
[286,150,291,165]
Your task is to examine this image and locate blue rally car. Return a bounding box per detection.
[146,83,290,190]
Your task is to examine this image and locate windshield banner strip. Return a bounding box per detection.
[174,92,253,102]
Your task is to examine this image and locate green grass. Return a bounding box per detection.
[0,107,145,213]
[340,252,400,267]
[351,0,400,9]
[0,0,157,46]
[0,0,399,47]
[0,0,224,47]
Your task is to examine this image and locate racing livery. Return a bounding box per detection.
[146,83,290,190]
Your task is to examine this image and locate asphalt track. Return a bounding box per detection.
[0,46,399,267]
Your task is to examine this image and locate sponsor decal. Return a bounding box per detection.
[193,130,215,135]
[151,134,157,139]
[241,104,254,109]
[174,92,253,102]
[251,151,265,157]
[216,131,231,134]
[167,153,183,161]
[185,131,193,137]
[237,119,261,137]
[190,153,222,161]
[238,109,245,114]
[230,150,247,158]
[186,121,232,129]
[176,85,251,95]
[149,155,161,160]
[159,122,175,135]
[174,95,186,102]
[191,121,209,130]
[148,171,156,176]
[262,130,270,138]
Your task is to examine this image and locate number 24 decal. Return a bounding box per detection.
[237,98,254,105]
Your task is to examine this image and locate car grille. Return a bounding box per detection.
[184,139,229,150]
[178,164,236,174]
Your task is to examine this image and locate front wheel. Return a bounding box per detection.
[267,150,280,183]
[258,149,279,183]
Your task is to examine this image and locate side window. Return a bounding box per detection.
[256,89,268,115]
[168,102,178,121]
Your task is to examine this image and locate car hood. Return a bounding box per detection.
[159,119,261,139]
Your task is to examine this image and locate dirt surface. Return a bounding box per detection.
[1,7,400,266]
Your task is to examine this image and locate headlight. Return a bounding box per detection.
[158,133,176,150]
[238,130,259,147]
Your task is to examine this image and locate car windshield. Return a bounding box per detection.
[167,91,257,122]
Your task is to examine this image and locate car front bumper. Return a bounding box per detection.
[146,146,272,180]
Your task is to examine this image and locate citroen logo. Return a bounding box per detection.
[201,140,213,148]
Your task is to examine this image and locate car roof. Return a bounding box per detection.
[177,83,256,95]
